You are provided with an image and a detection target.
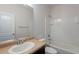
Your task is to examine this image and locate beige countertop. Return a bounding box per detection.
[0,38,45,54]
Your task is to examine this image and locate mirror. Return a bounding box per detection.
[15,5,33,38]
[0,12,15,41]
[0,4,33,42]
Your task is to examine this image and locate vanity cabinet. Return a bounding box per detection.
[33,45,45,54]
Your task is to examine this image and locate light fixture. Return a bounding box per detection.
[24,4,33,8]
[55,18,62,23]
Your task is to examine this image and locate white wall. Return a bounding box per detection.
[33,4,51,39]
[51,4,79,53]
[0,4,33,41]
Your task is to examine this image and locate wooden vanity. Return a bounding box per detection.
[0,37,45,54]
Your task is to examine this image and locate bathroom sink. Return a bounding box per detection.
[8,42,35,54]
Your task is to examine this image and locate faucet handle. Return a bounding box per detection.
[21,40,24,44]
[19,40,24,44]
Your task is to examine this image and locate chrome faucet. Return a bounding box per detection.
[16,39,24,45]
[12,32,24,45]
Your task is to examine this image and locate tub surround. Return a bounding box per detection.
[0,37,45,54]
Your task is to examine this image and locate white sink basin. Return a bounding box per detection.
[8,42,35,54]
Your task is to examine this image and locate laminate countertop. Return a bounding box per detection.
[0,38,45,54]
